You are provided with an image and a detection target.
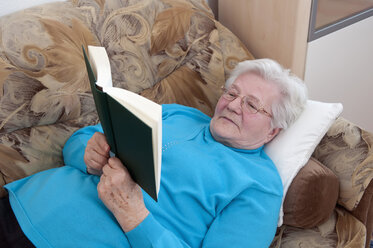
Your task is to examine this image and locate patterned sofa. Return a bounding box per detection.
[0,0,372,247]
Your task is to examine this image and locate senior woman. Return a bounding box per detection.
[2,59,307,248]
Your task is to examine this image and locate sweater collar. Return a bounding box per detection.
[205,124,264,155]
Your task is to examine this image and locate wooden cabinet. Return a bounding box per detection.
[218,0,312,79]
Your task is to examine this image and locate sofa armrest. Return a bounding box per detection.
[313,117,373,211]
[351,180,373,248]
[313,117,373,248]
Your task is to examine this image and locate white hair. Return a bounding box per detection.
[225,59,308,130]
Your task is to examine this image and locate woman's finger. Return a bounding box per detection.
[92,133,110,156]
[107,157,126,170]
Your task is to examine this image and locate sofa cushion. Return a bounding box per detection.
[283,157,339,228]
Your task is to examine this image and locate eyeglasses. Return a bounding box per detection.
[221,87,273,118]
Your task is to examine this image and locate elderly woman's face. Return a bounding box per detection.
[210,72,281,149]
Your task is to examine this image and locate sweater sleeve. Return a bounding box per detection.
[125,213,191,247]
[126,188,281,248]
[201,188,281,248]
[62,124,103,173]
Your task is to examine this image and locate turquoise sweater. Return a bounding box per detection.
[5,104,282,248]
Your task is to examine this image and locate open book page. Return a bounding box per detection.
[87,46,113,88]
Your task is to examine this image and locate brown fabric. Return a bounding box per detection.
[313,117,373,211]
[351,180,373,248]
[283,157,339,228]
[336,207,367,248]
[0,0,253,197]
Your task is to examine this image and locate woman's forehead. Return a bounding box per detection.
[232,73,280,105]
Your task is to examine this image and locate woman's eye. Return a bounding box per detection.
[247,102,257,110]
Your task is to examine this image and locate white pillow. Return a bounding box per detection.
[264,100,343,226]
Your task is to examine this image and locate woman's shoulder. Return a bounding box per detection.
[161,104,211,140]
[162,104,211,124]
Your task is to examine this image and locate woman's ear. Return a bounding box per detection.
[265,128,281,144]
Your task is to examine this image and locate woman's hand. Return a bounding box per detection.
[97,157,149,232]
[84,132,110,175]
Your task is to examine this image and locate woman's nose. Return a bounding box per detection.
[227,97,243,114]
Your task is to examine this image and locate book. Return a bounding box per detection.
[83,45,162,201]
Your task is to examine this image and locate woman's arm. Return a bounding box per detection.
[200,188,281,248]
[125,188,280,247]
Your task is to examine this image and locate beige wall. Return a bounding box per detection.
[304,16,373,132]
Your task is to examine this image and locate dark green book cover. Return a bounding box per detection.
[83,47,158,201]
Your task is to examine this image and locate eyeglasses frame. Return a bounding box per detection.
[220,86,273,118]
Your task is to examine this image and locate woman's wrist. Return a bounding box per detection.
[116,206,149,232]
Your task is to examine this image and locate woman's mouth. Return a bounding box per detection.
[221,116,238,127]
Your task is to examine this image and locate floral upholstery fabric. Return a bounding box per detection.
[0,0,253,197]
[313,117,373,212]
[270,207,366,248]
[313,117,373,248]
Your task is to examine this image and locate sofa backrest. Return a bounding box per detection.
[0,0,253,196]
